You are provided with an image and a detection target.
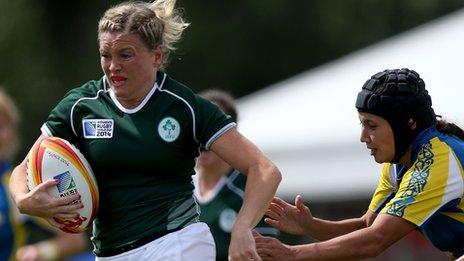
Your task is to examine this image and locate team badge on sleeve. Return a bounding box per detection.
[82,119,114,138]
[158,117,180,142]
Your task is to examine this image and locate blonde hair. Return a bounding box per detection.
[0,89,20,160]
[98,0,189,70]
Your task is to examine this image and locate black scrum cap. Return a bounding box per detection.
[355,68,436,163]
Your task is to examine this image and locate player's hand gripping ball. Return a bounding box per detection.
[26,137,99,233]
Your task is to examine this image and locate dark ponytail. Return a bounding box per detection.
[437,119,464,140]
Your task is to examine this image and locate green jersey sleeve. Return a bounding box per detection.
[194,94,236,150]
[42,81,101,144]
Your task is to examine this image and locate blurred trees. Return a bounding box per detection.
[0,0,463,160]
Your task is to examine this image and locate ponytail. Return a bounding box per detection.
[149,0,189,69]
[436,119,464,140]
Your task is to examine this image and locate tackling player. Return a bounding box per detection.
[254,69,464,260]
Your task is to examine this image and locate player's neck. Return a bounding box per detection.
[197,161,232,196]
[398,147,413,168]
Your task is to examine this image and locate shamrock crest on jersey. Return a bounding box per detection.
[219,208,237,232]
[158,117,180,142]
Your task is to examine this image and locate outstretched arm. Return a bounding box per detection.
[265,195,376,241]
[256,213,415,260]
[211,128,282,261]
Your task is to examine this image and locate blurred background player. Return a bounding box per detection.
[194,89,279,260]
[0,89,90,261]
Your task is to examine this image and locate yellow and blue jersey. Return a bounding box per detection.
[0,161,26,261]
[369,126,463,258]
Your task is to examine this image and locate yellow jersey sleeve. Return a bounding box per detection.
[380,138,464,227]
[369,163,396,213]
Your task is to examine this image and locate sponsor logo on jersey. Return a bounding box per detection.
[82,119,113,139]
[158,117,180,142]
[219,208,237,232]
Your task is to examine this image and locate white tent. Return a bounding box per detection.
[237,9,464,202]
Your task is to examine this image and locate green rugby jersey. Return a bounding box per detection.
[194,170,279,260]
[41,71,235,254]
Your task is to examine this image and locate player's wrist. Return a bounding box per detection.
[303,217,316,237]
[287,245,303,260]
[233,214,256,229]
[15,192,32,215]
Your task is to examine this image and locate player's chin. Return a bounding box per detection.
[112,89,129,99]
[373,154,391,164]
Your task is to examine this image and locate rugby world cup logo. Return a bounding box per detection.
[83,121,97,137]
[82,119,114,138]
[54,171,80,204]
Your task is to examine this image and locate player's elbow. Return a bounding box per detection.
[271,164,282,183]
[264,161,282,187]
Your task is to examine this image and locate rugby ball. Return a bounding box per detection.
[26,137,99,233]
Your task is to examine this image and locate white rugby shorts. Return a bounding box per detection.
[95,222,215,261]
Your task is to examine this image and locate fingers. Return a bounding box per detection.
[47,217,65,228]
[266,203,283,219]
[255,237,281,260]
[36,179,59,190]
[253,233,275,244]
[252,229,263,238]
[263,218,279,228]
[264,209,283,230]
[295,195,302,207]
[256,250,273,261]
[251,250,262,261]
[54,212,80,220]
[58,201,83,211]
[50,197,82,218]
[295,194,306,211]
[295,194,311,214]
[53,193,81,206]
[228,250,262,261]
[271,197,292,209]
[256,246,274,258]
[33,179,81,208]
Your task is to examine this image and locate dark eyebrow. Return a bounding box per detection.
[361,118,374,125]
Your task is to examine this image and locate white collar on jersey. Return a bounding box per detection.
[103,73,167,114]
[193,174,229,204]
[192,170,242,204]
